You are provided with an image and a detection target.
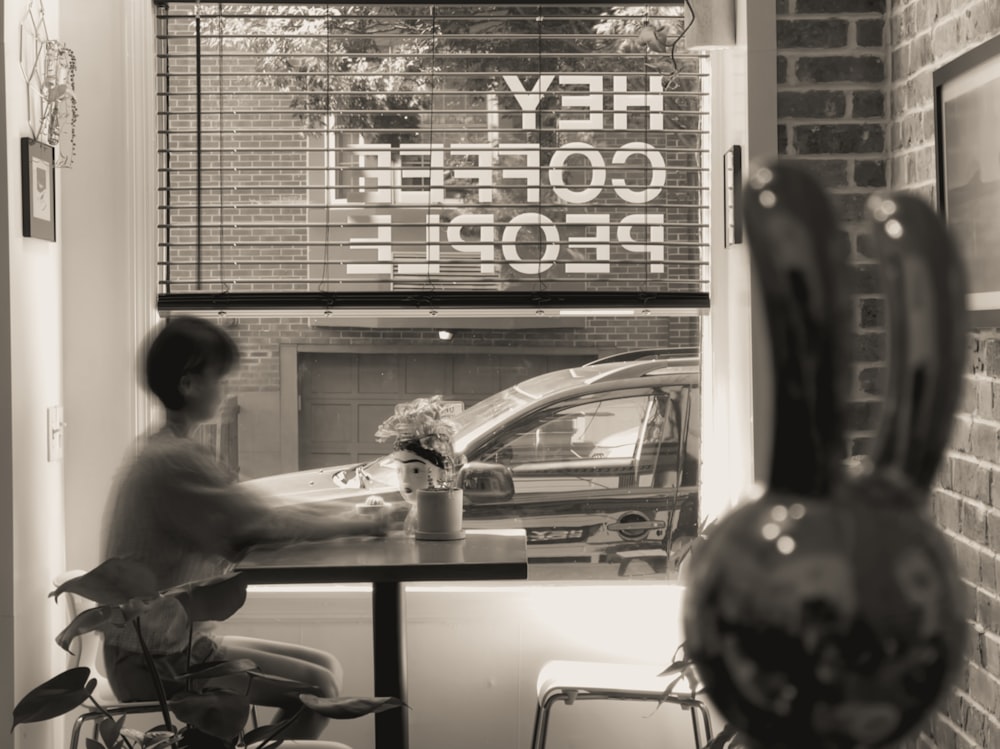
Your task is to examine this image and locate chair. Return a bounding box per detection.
[54,571,164,749]
[57,571,356,749]
[530,660,713,749]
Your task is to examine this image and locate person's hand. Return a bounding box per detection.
[363,507,393,537]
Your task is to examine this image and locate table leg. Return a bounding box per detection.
[372,581,407,749]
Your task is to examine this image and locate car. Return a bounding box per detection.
[244,355,701,577]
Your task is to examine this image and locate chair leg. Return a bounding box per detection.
[68,715,84,749]
[69,711,98,749]
[687,701,713,749]
[530,695,561,749]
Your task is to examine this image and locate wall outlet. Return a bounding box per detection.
[47,405,64,462]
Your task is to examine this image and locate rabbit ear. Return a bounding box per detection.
[866,193,968,491]
[742,162,850,496]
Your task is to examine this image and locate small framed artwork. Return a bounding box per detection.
[934,34,1000,325]
[723,145,743,246]
[21,137,55,241]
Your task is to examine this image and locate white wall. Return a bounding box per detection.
[4,1,68,747]
[214,582,706,749]
[60,0,157,574]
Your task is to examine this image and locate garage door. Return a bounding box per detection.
[298,351,593,469]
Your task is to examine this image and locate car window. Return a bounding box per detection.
[478,396,652,494]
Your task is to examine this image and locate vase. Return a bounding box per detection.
[414,488,464,540]
[392,449,444,502]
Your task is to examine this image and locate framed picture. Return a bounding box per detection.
[723,145,743,246]
[934,34,1000,325]
[21,138,55,241]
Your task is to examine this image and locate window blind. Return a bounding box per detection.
[155,2,711,314]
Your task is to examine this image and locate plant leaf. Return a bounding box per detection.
[11,668,96,728]
[705,723,740,749]
[174,726,232,749]
[299,694,407,719]
[160,573,247,623]
[55,606,128,654]
[98,715,125,747]
[658,658,689,676]
[242,713,298,747]
[84,739,104,749]
[50,558,159,605]
[174,658,259,682]
[139,728,183,749]
[169,690,250,741]
[245,670,317,707]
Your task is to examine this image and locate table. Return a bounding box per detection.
[235,529,528,749]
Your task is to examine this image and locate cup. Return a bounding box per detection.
[414,488,464,540]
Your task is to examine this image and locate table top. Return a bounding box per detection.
[235,529,528,585]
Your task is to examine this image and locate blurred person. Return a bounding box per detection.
[101,315,388,739]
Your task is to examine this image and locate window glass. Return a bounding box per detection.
[156,3,710,581]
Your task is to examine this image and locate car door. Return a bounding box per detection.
[464,389,683,561]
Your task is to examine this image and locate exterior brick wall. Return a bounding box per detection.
[223,316,686,393]
[888,2,1000,748]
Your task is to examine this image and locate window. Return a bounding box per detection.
[156,2,711,581]
[155,2,710,315]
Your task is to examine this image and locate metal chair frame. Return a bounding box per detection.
[530,661,713,749]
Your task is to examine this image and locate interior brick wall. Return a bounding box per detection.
[888,2,1000,748]
[776,0,890,458]
[781,2,1000,747]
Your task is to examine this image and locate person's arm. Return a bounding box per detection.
[153,444,388,559]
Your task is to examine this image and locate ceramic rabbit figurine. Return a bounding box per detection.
[683,162,967,749]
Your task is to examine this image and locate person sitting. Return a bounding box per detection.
[100,315,390,739]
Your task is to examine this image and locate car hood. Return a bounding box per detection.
[243,463,403,507]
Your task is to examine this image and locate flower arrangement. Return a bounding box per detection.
[375,395,458,489]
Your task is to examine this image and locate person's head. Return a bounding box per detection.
[144,316,239,420]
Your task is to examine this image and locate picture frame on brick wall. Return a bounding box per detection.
[934,34,1000,326]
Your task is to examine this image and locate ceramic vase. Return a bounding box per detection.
[393,449,444,502]
[682,164,968,749]
[414,488,464,540]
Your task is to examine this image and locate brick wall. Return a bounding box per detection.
[223,316,687,393]
[776,0,889,458]
[781,2,1000,747]
[888,2,1000,748]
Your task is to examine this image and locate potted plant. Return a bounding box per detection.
[658,644,750,749]
[374,395,464,540]
[375,394,459,493]
[12,557,404,748]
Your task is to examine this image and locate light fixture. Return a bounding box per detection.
[438,329,454,341]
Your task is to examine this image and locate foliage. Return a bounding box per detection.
[13,557,404,748]
[661,516,753,749]
[375,394,458,487]
[202,4,695,144]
